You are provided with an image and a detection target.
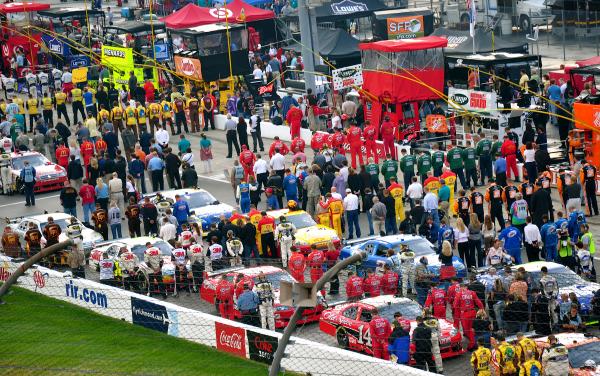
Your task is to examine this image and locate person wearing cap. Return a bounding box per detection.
[343,187,360,240]
[519,349,542,376]
[258,211,277,258]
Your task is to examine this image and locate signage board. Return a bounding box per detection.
[247,330,278,365]
[174,55,203,81]
[387,15,424,39]
[153,43,170,62]
[70,55,90,68]
[448,88,497,112]
[215,321,247,358]
[330,0,368,15]
[332,64,363,91]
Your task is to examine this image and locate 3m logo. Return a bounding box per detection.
[593,111,600,127]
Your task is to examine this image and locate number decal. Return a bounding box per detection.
[357,325,372,348]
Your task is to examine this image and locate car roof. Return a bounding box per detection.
[267,208,308,218]
[10,151,42,158]
[360,295,415,308]
[510,261,566,273]
[17,213,75,222]
[147,188,209,199]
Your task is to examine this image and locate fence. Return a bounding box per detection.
[2,246,599,376]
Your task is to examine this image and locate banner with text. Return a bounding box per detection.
[448,88,497,112]
[332,64,363,91]
[387,15,424,39]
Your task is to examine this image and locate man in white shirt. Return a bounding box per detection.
[252,64,264,81]
[343,188,361,240]
[155,125,170,149]
[108,172,124,213]
[524,216,541,262]
[422,187,440,228]
[406,176,423,209]
[159,217,177,242]
[253,154,269,191]
[270,150,285,178]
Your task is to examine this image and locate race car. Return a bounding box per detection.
[89,237,177,293]
[8,213,103,255]
[477,261,600,315]
[319,295,464,359]
[490,333,600,376]
[339,235,467,279]
[143,189,234,232]
[268,209,341,255]
[200,265,327,328]
[5,151,67,193]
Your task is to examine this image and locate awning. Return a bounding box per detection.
[105,21,166,35]
[431,27,528,54]
[286,28,359,60]
[359,36,447,52]
[162,1,274,29]
[0,2,50,13]
[576,56,600,67]
[314,0,387,21]
[37,7,104,19]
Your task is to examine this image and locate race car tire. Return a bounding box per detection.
[336,328,349,349]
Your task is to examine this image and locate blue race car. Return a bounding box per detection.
[143,188,234,232]
[478,261,600,315]
[339,235,467,279]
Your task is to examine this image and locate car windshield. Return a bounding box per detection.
[275,212,317,229]
[131,241,172,259]
[252,271,294,289]
[392,239,435,256]
[12,154,48,170]
[568,341,600,369]
[380,301,422,321]
[39,218,79,231]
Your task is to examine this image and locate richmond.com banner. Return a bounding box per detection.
[0,257,428,376]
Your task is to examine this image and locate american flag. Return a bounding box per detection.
[467,0,477,37]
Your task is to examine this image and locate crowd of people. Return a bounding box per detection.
[0,55,599,376]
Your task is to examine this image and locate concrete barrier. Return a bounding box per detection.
[0,256,433,376]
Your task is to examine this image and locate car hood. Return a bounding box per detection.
[12,164,65,176]
[59,227,103,245]
[191,203,234,218]
[295,225,339,244]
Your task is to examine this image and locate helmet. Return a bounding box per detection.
[584,359,596,368]
[287,200,297,209]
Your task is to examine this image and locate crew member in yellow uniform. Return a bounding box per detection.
[148,101,162,136]
[248,206,263,255]
[14,95,25,116]
[0,99,7,115]
[518,350,542,376]
[97,104,110,126]
[135,101,147,134]
[328,194,344,238]
[71,86,85,124]
[41,92,54,127]
[125,103,138,138]
[470,338,492,376]
[160,95,174,134]
[55,90,70,126]
[516,332,539,365]
[495,333,519,376]
[110,101,124,134]
[387,177,406,224]
[25,93,39,132]
[440,168,457,215]
[316,195,332,227]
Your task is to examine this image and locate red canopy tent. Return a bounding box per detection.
[162,1,274,29]
[576,56,600,67]
[0,2,50,13]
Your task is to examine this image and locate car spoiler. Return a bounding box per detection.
[206,266,246,278]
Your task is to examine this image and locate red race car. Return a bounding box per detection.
[319,295,464,360]
[200,265,326,328]
[8,151,67,192]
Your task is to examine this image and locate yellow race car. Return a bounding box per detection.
[267,209,341,255]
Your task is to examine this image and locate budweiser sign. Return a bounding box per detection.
[215,322,246,357]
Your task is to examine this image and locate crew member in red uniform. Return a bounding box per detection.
[446,277,462,328]
[257,211,277,258]
[380,115,396,160]
[95,138,108,155]
[216,274,235,320]
[453,285,483,350]
[55,142,70,168]
[369,309,392,360]
[239,145,256,180]
[328,128,346,154]
[307,244,325,283]
[310,132,328,152]
[345,271,364,301]
[80,138,94,170]
[364,269,382,298]
[500,135,519,181]
[288,246,306,282]
[346,122,363,169]
[424,282,447,319]
[363,120,379,164]
[234,273,255,300]
[381,264,399,295]
[290,136,305,154]
[286,104,303,139]
[269,136,289,158]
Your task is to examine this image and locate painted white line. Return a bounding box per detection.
[199,175,230,184]
[0,194,60,208]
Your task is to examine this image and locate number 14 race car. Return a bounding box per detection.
[319,295,464,360]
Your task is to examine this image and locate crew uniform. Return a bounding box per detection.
[256,276,275,330]
[24,226,42,257]
[71,87,85,124]
[581,162,598,216]
[187,244,204,292]
[55,90,70,126]
[471,190,485,222]
[171,247,189,294]
[455,194,471,226]
[258,214,277,258]
[424,315,443,373]
[144,246,166,297]
[42,95,54,127]
[275,220,296,267]
[471,344,492,376]
[119,250,140,292]
[485,183,505,228]
[399,248,415,297]
[1,230,21,258]
[0,151,12,195]
[92,207,109,240]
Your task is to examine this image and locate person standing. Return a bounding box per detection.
[399,149,416,189]
[164,148,182,190]
[108,200,122,239]
[343,188,360,240]
[20,160,36,206]
[147,151,165,192]
[463,140,478,188]
[256,272,275,330]
[447,143,466,190]
[125,197,142,237]
[501,135,519,182]
[303,168,321,217]
[224,114,240,158]
[476,133,493,185]
[141,196,159,235]
[453,285,484,351]
[60,181,78,217]
[524,216,541,262]
[581,160,598,216]
[369,309,392,360]
[412,316,435,372]
[470,338,492,375]
[237,283,260,326]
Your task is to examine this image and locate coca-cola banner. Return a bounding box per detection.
[174,55,203,81]
[247,330,278,365]
[215,321,247,358]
